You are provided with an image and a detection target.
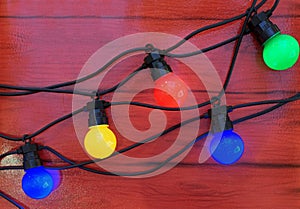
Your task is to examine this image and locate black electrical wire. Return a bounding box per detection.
[1,85,294,144]
[50,48,148,89]
[0,151,18,160]
[0,133,21,142]
[0,25,257,144]
[166,33,246,58]
[233,102,286,124]
[112,0,272,112]
[0,191,24,209]
[0,0,269,98]
[0,166,23,171]
[0,30,248,98]
[221,0,257,93]
[41,89,300,174]
[42,132,208,176]
[0,29,241,97]
[0,33,240,97]
[0,65,147,97]
[41,96,295,176]
[1,89,296,144]
[0,0,288,207]
[0,33,244,98]
[97,65,146,96]
[41,146,117,176]
[0,0,286,145]
[0,114,206,176]
[42,114,206,171]
[167,0,264,110]
[170,0,279,111]
[111,91,300,111]
[164,0,267,53]
[0,107,85,141]
[0,0,277,145]
[116,101,293,176]
[110,101,210,111]
[266,0,280,16]
[0,84,94,97]
[0,47,147,97]
[163,0,262,111]
[3,89,298,175]
[1,89,297,143]
[232,92,300,109]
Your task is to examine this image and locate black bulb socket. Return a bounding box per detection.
[208,105,233,134]
[248,12,280,44]
[20,142,42,170]
[87,100,110,127]
[144,51,172,81]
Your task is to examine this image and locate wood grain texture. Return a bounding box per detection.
[0,0,300,209]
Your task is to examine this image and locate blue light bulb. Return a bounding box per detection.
[22,166,54,199]
[209,130,244,165]
[44,169,61,191]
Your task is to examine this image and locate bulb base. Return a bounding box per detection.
[144,51,172,81]
[87,100,110,127]
[248,12,280,44]
[20,142,42,170]
[208,105,233,133]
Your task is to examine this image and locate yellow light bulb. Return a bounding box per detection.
[84,125,117,159]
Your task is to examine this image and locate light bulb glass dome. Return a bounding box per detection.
[153,73,188,107]
[84,124,117,159]
[263,33,299,70]
[209,130,244,165]
[22,166,54,199]
[44,169,61,190]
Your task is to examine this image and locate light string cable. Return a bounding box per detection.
[20,92,300,175]
[0,191,24,209]
[164,0,267,53]
[0,0,280,160]
[48,90,300,172]
[0,0,268,97]
[1,92,300,174]
[0,0,268,141]
[0,56,147,97]
[112,0,284,111]
[165,0,280,57]
[19,0,294,175]
[0,0,282,173]
[0,0,291,208]
[112,0,261,111]
[0,107,85,141]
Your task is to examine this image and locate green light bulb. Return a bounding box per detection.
[263,33,299,70]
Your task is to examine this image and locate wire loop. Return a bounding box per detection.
[22,134,31,143]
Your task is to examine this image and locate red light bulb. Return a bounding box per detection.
[144,51,189,108]
[154,72,188,107]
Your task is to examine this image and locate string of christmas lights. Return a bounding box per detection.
[1,0,299,208]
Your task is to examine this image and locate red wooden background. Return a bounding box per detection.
[1,0,300,208]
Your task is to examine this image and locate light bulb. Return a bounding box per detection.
[144,51,189,107]
[249,11,299,70]
[45,169,61,190]
[209,130,244,165]
[22,166,54,199]
[84,124,117,159]
[263,33,299,70]
[154,72,188,107]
